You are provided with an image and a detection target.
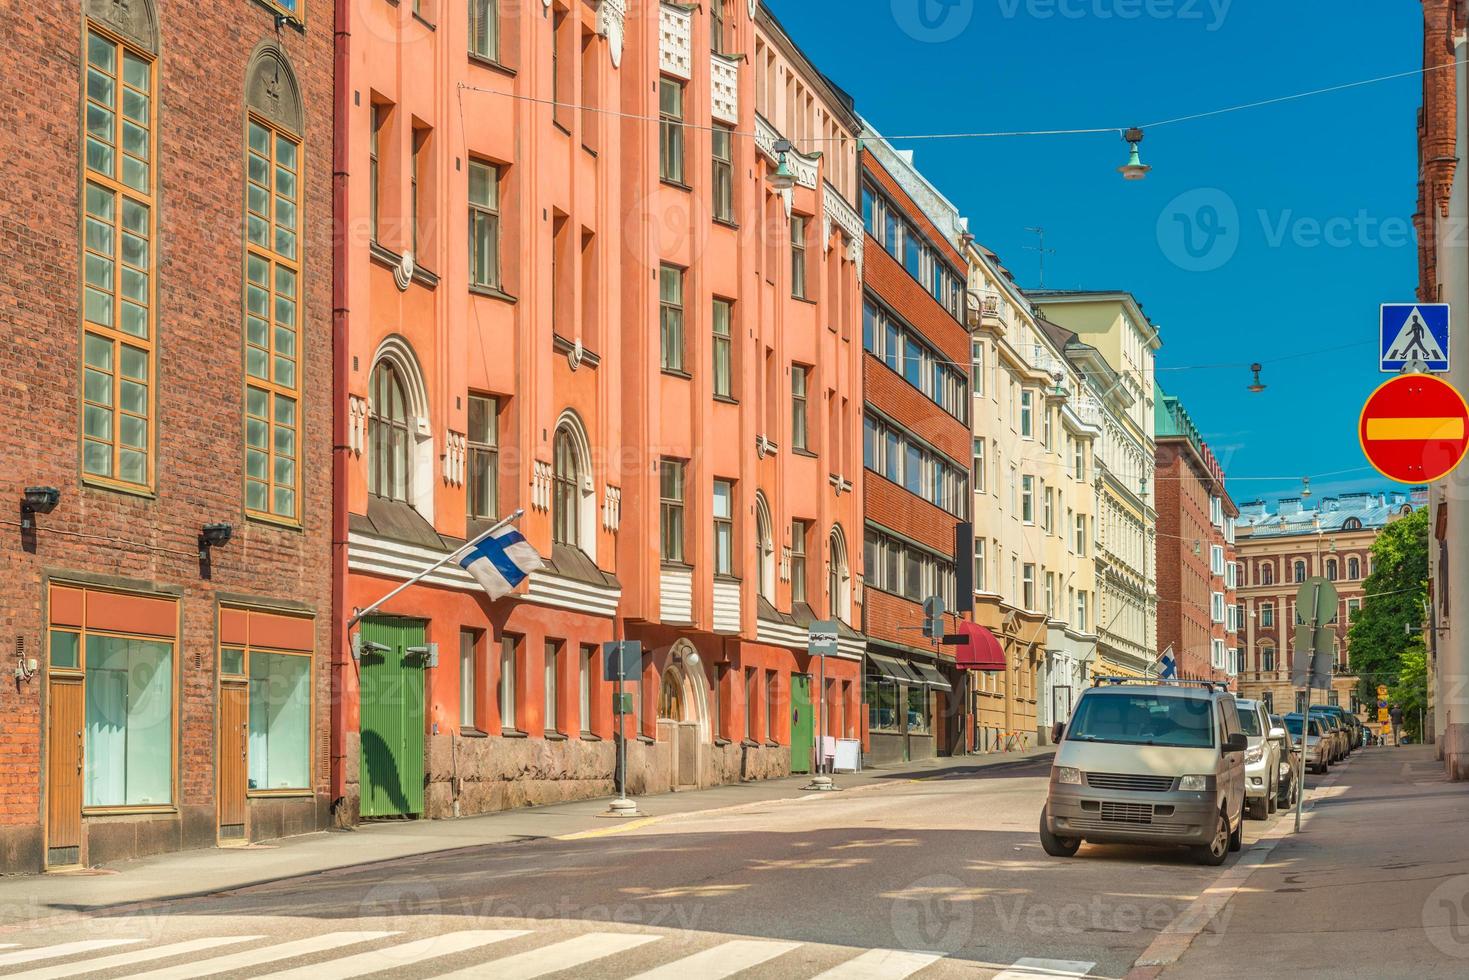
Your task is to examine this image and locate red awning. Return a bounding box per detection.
[955,622,1006,671]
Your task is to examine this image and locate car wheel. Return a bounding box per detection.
[1245,797,1265,821]
[1193,810,1230,866]
[1228,812,1244,852]
[1039,806,1081,858]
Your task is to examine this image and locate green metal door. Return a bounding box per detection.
[790,674,813,774]
[358,618,426,818]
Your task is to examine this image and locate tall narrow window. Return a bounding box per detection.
[790,215,808,299]
[579,644,595,735]
[245,115,302,519]
[660,458,686,562]
[368,361,411,501]
[460,629,479,729]
[466,394,498,520]
[552,424,580,547]
[410,126,425,255]
[791,365,810,451]
[659,78,685,183]
[499,634,519,731]
[468,159,500,289]
[660,264,685,372]
[1020,390,1034,437]
[791,519,810,603]
[713,479,735,575]
[469,0,500,61]
[82,28,156,489]
[369,104,383,242]
[972,438,986,493]
[712,125,734,222]
[712,299,733,397]
[551,9,571,130]
[544,640,561,733]
[710,0,726,53]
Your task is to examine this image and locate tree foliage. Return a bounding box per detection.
[1389,642,1428,741]
[1349,507,1429,706]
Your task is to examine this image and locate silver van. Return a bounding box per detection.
[1040,678,1248,866]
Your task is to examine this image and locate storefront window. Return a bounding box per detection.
[866,676,900,732]
[248,651,311,790]
[85,635,174,807]
[907,685,930,735]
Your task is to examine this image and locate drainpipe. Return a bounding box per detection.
[329,0,352,814]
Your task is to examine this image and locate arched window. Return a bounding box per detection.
[369,361,410,501]
[243,42,304,520]
[828,526,851,624]
[1293,560,1307,583]
[80,1,160,489]
[552,426,580,547]
[1343,517,1362,531]
[658,668,685,721]
[1348,556,1360,580]
[1260,563,1274,586]
[1325,558,1338,581]
[755,493,775,603]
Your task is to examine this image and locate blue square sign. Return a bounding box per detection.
[1381,304,1450,373]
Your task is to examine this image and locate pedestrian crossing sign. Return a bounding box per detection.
[1381,304,1450,373]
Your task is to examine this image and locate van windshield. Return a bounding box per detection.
[1066,693,1215,748]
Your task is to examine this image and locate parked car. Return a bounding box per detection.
[1041,678,1248,866]
[1311,705,1355,758]
[1235,698,1286,819]
[1271,713,1301,808]
[1283,713,1331,773]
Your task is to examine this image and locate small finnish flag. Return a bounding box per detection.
[1158,645,1177,680]
[458,528,544,601]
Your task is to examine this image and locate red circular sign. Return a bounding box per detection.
[1358,375,1469,484]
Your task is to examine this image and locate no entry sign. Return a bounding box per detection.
[1358,375,1469,483]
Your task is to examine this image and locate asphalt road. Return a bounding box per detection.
[0,755,1303,979]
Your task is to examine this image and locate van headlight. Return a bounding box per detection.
[1245,745,1264,764]
[1178,774,1209,792]
[1054,766,1082,785]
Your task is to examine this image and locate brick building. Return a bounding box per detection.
[0,0,333,872]
[859,131,971,766]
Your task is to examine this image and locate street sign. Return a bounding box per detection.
[1381,304,1450,373]
[1379,707,1390,723]
[807,621,839,658]
[921,596,945,639]
[603,640,642,682]
[1295,577,1338,627]
[1290,577,1337,689]
[613,692,634,715]
[1359,375,1469,484]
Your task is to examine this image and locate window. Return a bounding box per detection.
[1020,390,1034,438]
[1045,572,1055,617]
[660,264,685,372]
[660,458,685,561]
[1210,545,1225,576]
[973,537,986,592]
[791,215,808,299]
[410,127,427,254]
[579,645,595,734]
[1261,646,1276,672]
[1325,558,1338,581]
[829,528,849,621]
[368,361,411,501]
[1348,557,1361,579]
[1009,466,1018,514]
[1347,598,1361,621]
[1226,561,1239,590]
[756,495,775,601]
[459,629,479,729]
[1075,590,1088,632]
[1042,487,1053,533]
[866,675,899,732]
[791,365,809,450]
[82,29,156,489]
[468,160,501,289]
[1261,563,1275,586]
[659,77,685,183]
[972,438,986,493]
[1021,475,1035,525]
[1294,561,1307,583]
[1074,513,1086,555]
[1074,442,1085,481]
[710,0,726,53]
[243,115,302,519]
[791,519,810,603]
[712,125,734,222]
[1022,563,1036,611]
[82,632,175,806]
[1212,592,1226,624]
[971,340,984,396]
[463,394,499,520]
[712,299,734,397]
[745,667,758,741]
[862,301,966,421]
[369,104,383,241]
[1261,603,1275,627]
[766,671,779,743]
[713,479,735,576]
[499,634,519,730]
[544,640,561,733]
[469,0,500,60]
[552,424,581,547]
[907,685,929,735]
[551,9,570,128]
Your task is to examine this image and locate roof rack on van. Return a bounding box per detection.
[1090,675,1228,693]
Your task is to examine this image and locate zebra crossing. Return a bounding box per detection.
[0,928,1098,979]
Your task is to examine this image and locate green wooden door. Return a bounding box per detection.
[790,674,813,774]
[359,617,426,818]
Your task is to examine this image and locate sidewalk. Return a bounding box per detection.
[1161,744,1469,978]
[0,747,1053,927]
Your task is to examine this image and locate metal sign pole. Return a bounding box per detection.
[1295,581,1318,834]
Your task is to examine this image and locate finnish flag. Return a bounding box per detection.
[458,528,544,601]
[1158,645,1177,680]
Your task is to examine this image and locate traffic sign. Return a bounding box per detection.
[807,621,839,658]
[1379,707,1390,723]
[603,640,642,682]
[1381,304,1450,373]
[1359,375,1469,484]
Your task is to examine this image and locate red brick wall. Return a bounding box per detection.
[0,1,334,871]
[1154,443,1216,679]
[1417,0,1460,303]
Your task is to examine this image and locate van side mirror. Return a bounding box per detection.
[1268,726,1287,743]
[1225,732,1248,754]
[1051,721,1065,744]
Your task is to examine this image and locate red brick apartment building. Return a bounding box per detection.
[859,138,972,766]
[0,0,332,872]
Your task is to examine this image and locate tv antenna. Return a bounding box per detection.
[1025,226,1056,288]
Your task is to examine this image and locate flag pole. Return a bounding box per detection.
[346,508,526,631]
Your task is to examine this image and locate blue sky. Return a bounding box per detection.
[766,0,1423,504]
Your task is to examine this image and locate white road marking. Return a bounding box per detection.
[9,936,264,980]
[115,931,395,980]
[810,947,944,979]
[0,941,140,968]
[256,930,528,980]
[993,957,1096,979]
[429,932,661,980]
[625,939,802,980]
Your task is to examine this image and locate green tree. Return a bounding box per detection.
[1389,642,1428,741]
[1349,507,1429,707]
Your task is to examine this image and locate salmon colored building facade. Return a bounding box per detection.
[334,0,867,823]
